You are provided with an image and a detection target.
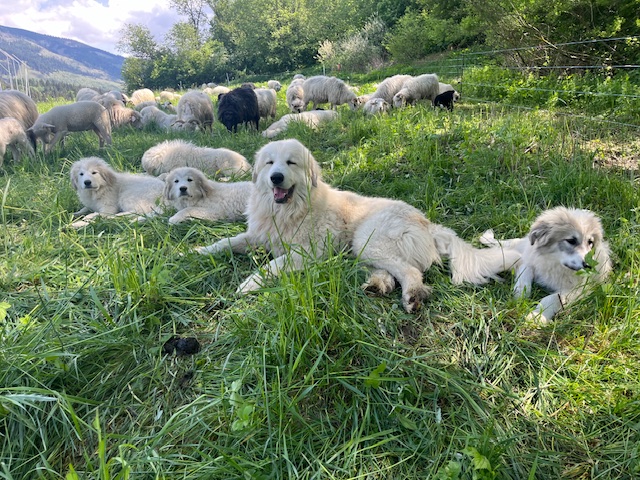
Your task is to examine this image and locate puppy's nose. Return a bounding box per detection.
[84,179,92,187]
[270,172,284,185]
[180,186,187,192]
[582,260,592,269]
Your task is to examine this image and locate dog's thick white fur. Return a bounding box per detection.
[70,156,164,228]
[195,139,519,312]
[164,167,253,224]
[480,206,612,322]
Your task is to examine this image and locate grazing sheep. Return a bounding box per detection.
[139,106,178,130]
[369,74,414,103]
[392,74,440,108]
[261,110,339,138]
[164,167,253,224]
[302,75,357,110]
[28,101,112,154]
[0,90,39,149]
[129,88,156,106]
[362,98,390,115]
[286,78,305,113]
[267,80,282,92]
[174,90,215,131]
[433,90,460,111]
[292,74,305,80]
[107,103,143,130]
[206,86,231,97]
[217,87,260,132]
[76,87,100,102]
[0,117,36,166]
[142,139,251,178]
[348,94,371,111]
[158,90,181,102]
[254,88,278,120]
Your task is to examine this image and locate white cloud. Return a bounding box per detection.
[0,0,180,55]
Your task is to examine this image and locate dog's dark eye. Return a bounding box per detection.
[566,237,578,246]
[266,161,274,165]
[174,179,179,183]
[188,178,193,182]
[287,160,296,165]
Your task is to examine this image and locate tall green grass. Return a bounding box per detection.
[0,78,639,478]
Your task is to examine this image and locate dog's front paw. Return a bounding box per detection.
[194,245,217,255]
[402,285,432,313]
[237,275,265,294]
[479,229,496,246]
[71,219,90,229]
[525,310,550,326]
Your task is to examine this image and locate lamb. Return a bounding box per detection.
[106,103,143,130]
[348,94,371,111]
[141,139,251,178]
[369,74,413,103]
[217,87,260,132]
[27,101,112,154]
[362,98,390,115]
[139,106,178,130]
[254,88,278,120]
[261,110,339,138]
[158,91,181,103]
[76,87,100,102]
[205,86,230,97]
[286,78,305,113]
[174,90,215,131]
[302,75,357,110]
[392,74,440,108]
[129,88,156,106]
[267,80,282,92]
[433,90,460,111]
[0,90,39,149]
[0,117,36,166]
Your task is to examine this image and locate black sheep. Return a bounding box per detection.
[217,87,260,132]
[432,90,460,111]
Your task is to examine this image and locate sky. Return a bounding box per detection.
[0,0,183,56]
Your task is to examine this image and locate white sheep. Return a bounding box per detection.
[348,94,371,111]
[0,90,39,131]
[254,88,278,120]
[174,91,215,131]
[203,86,231,98]
[0,117,36,166]
[28,101,112,154]
[362,98,390,115]
[159,90,181,102]
[106,103,143,130]
[292,74,305,80]
[139,106,178,130]
[392,73,440,108]
[261,110,339,138]
[129,88,156,106]
[75,87,100,102]
[286,78,305,113]
[369,74,414,103]
[141,139,251,178]
[302,75,357,110]
[267,80,282,92]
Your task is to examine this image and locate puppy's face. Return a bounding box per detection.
[529,209,603,271]
[70,158,112,191]
[253,139,319,205]
[164,167,207,202]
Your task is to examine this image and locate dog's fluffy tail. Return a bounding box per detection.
[431,225,520,285]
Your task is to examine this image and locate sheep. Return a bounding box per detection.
[254,88,278,120]
[368,75,414,104]
[76,87,100,102]
[392,74,440,108]
[141,139,251,178]
[27,101,112,154]
[205,86,231,97]
[433,90,460,111]
[362,98,390,115]
[139,105,178,130]
[107,103,143,130]
[292,74,305,80]
[261,110,339,139]
[129,88,156,106]
[174,90,215,131]
[302,75,357,110]
[267,80,282,92]
[286,78,305,113]
[0,90,39,149]
[217,87,260,132]
[348,94,371,111]
[0,117,36,166]
[158,90,181,103]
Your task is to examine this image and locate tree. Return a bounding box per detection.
[170,0,213,43]
[116,24,159,59]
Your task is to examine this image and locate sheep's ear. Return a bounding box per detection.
[43,123,56,132]
[529,221,551,246]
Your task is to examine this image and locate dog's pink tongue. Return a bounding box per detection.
[273,187,288,202]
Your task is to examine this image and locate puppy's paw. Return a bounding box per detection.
[525,310,551,326]
[402,285,432,313]
[194,245,215,255]
[71,219,90,229]
[362,270,396,296]
[237,275,265,294]
[479,229,496,246]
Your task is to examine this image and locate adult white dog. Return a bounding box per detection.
[195,139,519,312]
[164,167,253,224]
[69,156,164,228]
[480,206,612,322]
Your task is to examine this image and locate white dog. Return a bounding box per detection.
[480,206,612,322]
[164,167,253,224]
[70,156,164,228]
[195,139,519,313]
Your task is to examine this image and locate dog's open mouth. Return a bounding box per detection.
[273,186,295,204]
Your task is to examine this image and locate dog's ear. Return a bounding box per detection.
[306,152,320,188]
[70,163,80,190]
[529,221,551,246]
[98,161,117,186]
[197,170,215,198]
[163,174,175,200]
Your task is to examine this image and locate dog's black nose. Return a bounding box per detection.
[180,186,187,192]
[270,172,284,185]
[84,179,92,187]
[582,261,592,269]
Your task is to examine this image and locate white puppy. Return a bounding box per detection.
[195,139,519,313]
[480,206,612,322]
[164,167,253,224]
[70,156,164,228]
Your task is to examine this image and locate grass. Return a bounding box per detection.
[0,75,639,479]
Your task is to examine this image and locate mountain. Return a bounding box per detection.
[0,25,125,86]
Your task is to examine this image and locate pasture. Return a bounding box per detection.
[1,79,639,479]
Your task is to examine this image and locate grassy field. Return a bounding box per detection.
[1,77,639,479]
